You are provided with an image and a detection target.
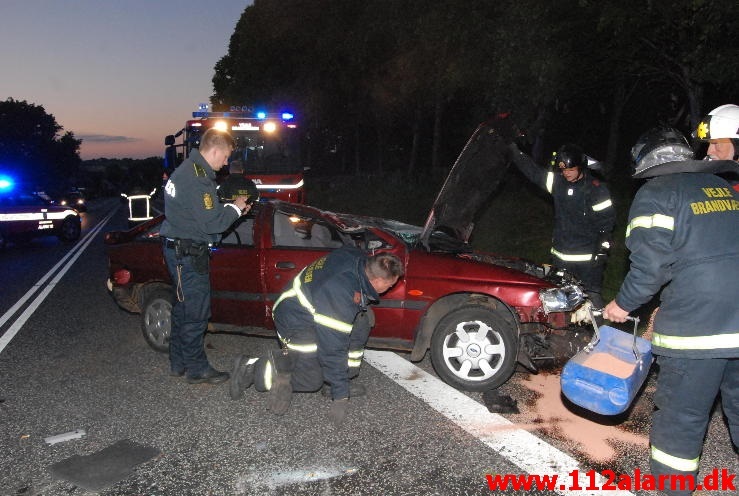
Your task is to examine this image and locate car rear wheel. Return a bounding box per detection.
[141,287,173,353]
[430,304,518,391]
[59,216,81,242]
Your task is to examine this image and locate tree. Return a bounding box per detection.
[0,98,81,189]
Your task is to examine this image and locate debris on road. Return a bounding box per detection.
[482,389,519,414]
[44,429,86,445]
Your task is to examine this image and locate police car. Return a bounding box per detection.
[0,186,82,248]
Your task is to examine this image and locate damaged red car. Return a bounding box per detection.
[105,122,591,391]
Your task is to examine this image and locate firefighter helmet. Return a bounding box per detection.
[550,144,585,169]
[695,104,739,160]
[631,127,693,177]
[695,104,739,141]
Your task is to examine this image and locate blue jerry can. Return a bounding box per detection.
[561,318,653,416]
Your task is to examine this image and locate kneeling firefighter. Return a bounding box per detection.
[230,246,403,426]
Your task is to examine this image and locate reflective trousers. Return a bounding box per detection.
[163,243,212,377]
[650,355,739,496]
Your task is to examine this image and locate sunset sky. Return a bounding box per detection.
[1,0,250,160]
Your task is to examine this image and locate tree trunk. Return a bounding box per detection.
[431,92,443,173]
[376,125,384,175]
[407,105,421,177]
[354,125,361,176]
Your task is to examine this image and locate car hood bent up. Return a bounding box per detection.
[418,120,511,252]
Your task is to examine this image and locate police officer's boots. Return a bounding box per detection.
[267,348,293,415]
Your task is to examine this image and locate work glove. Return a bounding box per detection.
[593,232,612,262]
[328,398,349,427]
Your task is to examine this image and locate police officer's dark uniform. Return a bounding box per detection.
[604,128,739,496]
[160,147,244,383]
[230,246,389,422]
[509,143,616,307]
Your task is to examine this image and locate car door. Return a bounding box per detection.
[262,208,340,326]
[209,214,266,327]
[0,193,46,237]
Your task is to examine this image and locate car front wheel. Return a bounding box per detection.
[59,216,81,242]
[141,287,173,353]
[430,304,518,391]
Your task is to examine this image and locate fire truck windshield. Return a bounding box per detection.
[185,120,302,174]
[232,129,301,174]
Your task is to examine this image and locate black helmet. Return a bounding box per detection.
[550,144,585,170]
[631,127,693,177]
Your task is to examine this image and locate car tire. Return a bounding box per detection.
[59,216,81,242]
[430,304,518,391]
[141,287,173,353]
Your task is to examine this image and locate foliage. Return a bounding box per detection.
[212,1,737,180]
[0,98,81,190]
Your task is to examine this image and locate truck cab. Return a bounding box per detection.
[165,107,306,203]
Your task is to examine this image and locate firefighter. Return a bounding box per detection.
[508,142,616,308]
[160,129,251,384]
[217,159,259,204]
[603,127,739,496]
[230,246,403,426]
[694,103,739,193]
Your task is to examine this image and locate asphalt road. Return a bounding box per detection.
[0,199,736,496]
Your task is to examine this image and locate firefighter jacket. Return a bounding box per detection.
[615,172,739,358]
[271,246,379,399]
[510,146,615,262]
[160,149,241,244]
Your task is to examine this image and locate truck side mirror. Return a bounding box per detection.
[164,145,178,171]
[164,135,175,146]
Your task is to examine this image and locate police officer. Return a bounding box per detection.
[230,246,403,426]
[509,142,616,308]
[603,127,739,496]
[160,129,251,384]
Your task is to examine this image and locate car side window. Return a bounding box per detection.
[221,216,255,246]
[272,211,342,249]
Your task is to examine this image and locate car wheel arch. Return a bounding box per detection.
[410,293,519,362]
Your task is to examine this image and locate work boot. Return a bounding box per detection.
[266,349,292,415]
[321,382,367,398]
[185,366,229,385]
[229,355,257,401]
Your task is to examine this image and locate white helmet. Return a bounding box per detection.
[695,104,739,141]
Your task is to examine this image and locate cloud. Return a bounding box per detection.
[77,134,140,143]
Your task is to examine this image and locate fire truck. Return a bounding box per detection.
[164,105,306,203]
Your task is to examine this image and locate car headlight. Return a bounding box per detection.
[539,284,585,313]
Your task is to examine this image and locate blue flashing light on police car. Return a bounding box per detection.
[281,112,294,121]
[256,111,267,119]
[0,175,15,193]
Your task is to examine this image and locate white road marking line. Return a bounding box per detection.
[0,208,116,354]
[364,350,634,496]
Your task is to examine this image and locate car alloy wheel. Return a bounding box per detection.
[59,216,81,242]
[430,303,517,391]
[141,287,173,353]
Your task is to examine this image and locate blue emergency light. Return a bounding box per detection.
[256,111,267,119]
[281,112,294,121]
[0,175,14,192]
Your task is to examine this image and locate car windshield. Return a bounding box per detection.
[0,192,50,207]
